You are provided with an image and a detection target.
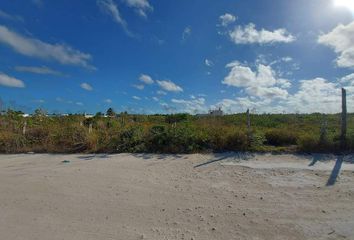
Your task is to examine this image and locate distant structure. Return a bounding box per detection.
[209,107,223,116]
[84,113,94,118]
[197,107,224,117]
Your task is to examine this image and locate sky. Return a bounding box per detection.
[0,0,354,114]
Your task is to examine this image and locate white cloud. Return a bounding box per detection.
[318,21,354,68]
[286,78,342,113]
[277,78,292,89]
[229,23,295,44]
[133,84,144,90]
[0,25,94,69]
[182,26,192,41]
[219,13,236,27]
[76,102,84,106]
[205,59,214,67]
[97,0,132,36]
[213,97,272,114]
[139,74,154,84]
[157,80,183,92]
[123,0,153,18]
[80,82,93,91]
[222,61,289,99]
[282,56,293,62]
[132,96,141,100]
[152,97,159,101]
[157,90,167,95]
[104,99,112,103]
[15,66,62,75]
[340,73,354,85]
[172,97,206,113]
[0,72,25,88]
[0,10,23,22]
[215,76,353,114]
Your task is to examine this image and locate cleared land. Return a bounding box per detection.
[0,153,354,240]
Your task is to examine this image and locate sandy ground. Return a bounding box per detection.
[0,153,354,240]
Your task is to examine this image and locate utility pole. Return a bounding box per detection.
[341,88,347,149]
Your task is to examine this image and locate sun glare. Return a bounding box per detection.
[334,0,354,12]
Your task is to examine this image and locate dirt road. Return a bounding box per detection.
[0,153,353,240]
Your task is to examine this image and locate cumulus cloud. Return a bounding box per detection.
[132,96,141,100]
[318,21,354,68]
[139,74,154,84]
[133,84,144,90]
[15,66,62,76]
[213,97,273,114]
[0,72,25,88]
[216,77,352,114]
[286,78,342,113]
[222,61,289,99]
[157,90,167,95]
[157,80,183,92]
[340,73,354,85]
[219,13,236,27]
[123,0,153,18]
[0,25,94,69]
[97,0,132,36]
[80,82,93,91]
[104,99,112,103]
[229,23,295,44]
[172,97,206,113]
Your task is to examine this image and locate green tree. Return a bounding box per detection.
[106,108,116,117]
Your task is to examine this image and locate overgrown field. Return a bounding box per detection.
[1,110,354,153]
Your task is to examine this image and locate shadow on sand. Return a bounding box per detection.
[193,152,255,168]
[77,154,111,161]
[326,155,344,186]
[306,154,354,186]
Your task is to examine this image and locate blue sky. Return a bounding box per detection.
[0,0,354,114]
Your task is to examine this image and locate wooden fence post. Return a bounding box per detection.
[22,121,27,135]
[341,88,347,149]
[89,123,93,134]
[246,109,252,146]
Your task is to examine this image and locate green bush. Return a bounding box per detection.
[50,125,90,153]
[265,129,297,146]
[0,132,25,153]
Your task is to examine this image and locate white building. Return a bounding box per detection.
[209,107,223,116]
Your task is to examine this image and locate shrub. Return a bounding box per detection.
[0,132,25,153]
[114,126,145,153]
[265,129,297,146]
[50,125,89,153]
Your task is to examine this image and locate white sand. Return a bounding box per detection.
[0,153,353,240]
